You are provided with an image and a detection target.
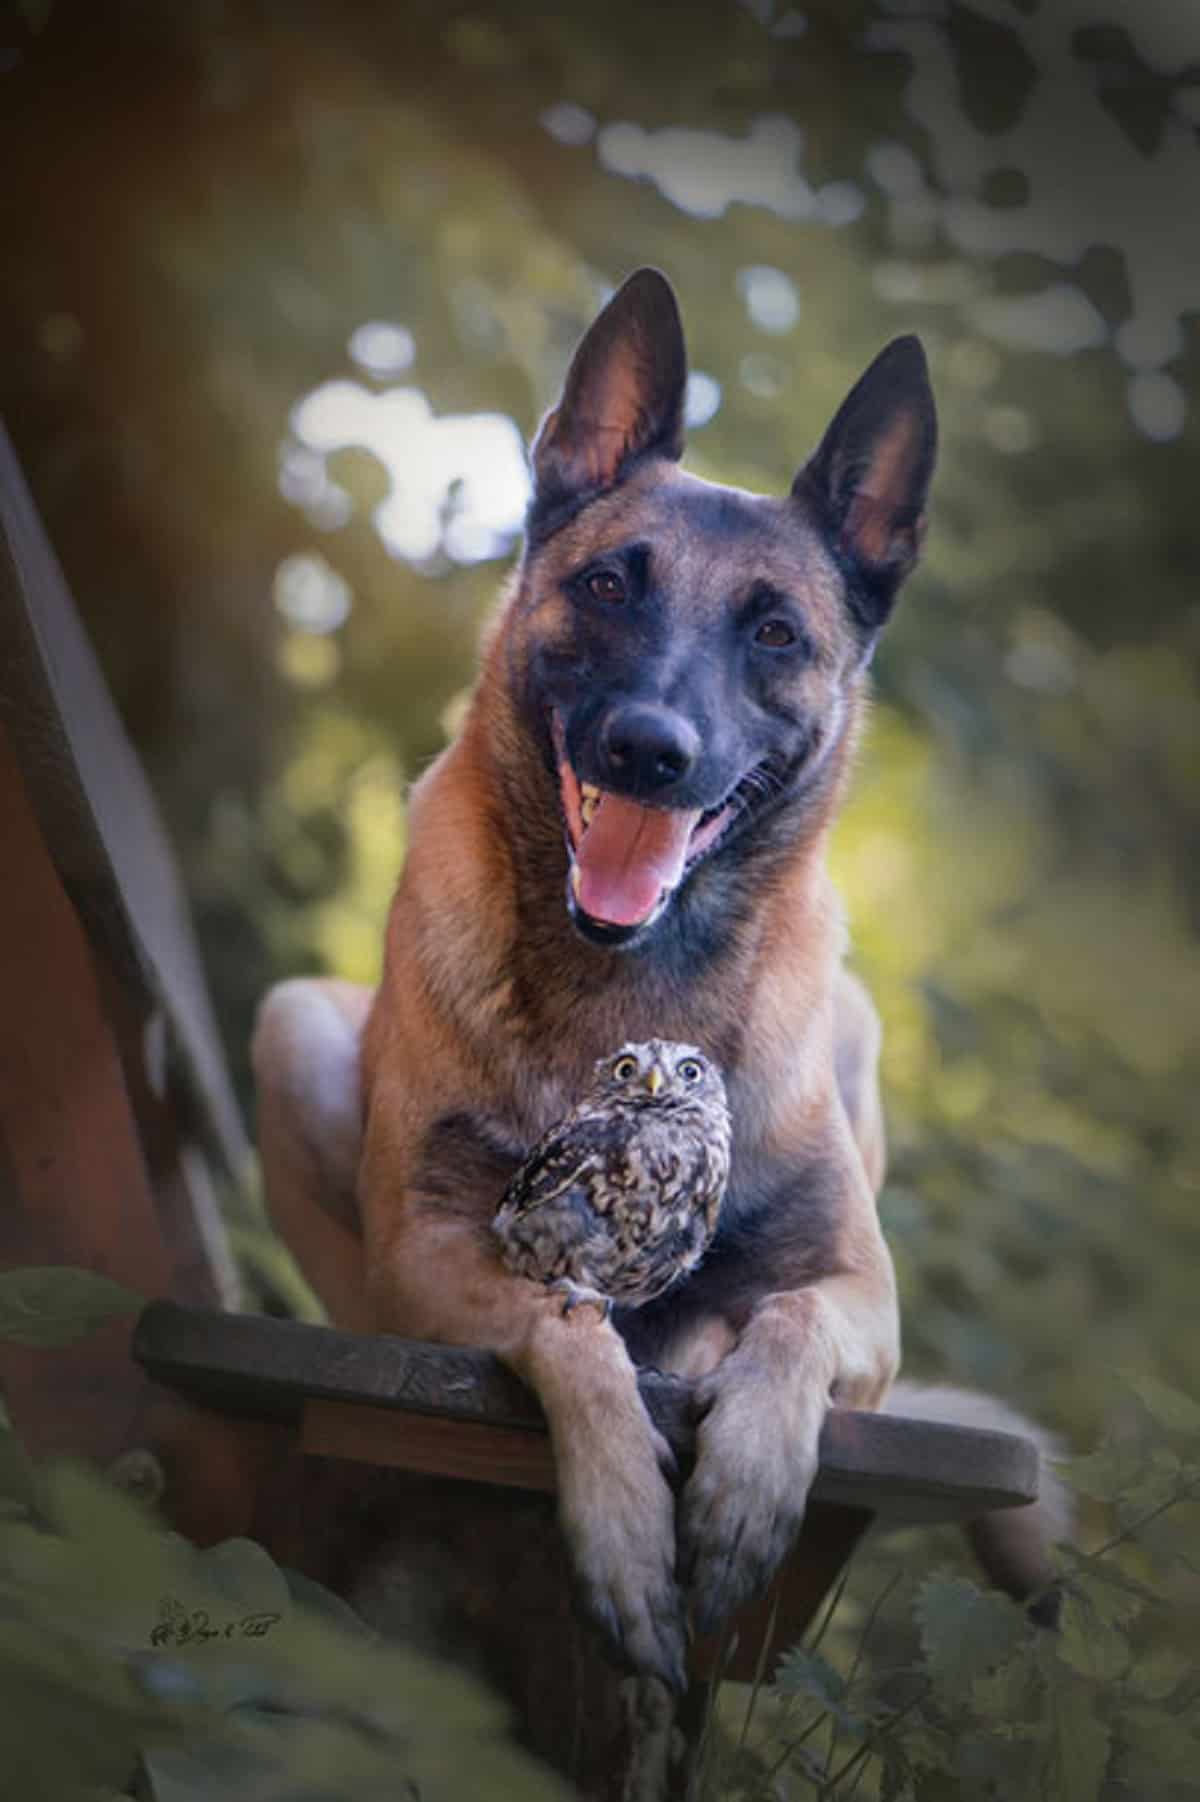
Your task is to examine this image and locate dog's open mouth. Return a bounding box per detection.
[551,716,736,935]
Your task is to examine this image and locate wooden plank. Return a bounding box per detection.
[0,725,276,1545]
[134,1299,557,1427]
[0,420,247,1182]
[0,719,171,1461]
[134,1301,1040,1523]
[303,1398,558,1490]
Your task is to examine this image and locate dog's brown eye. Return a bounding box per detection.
[587,571,626,604]
[755,619,796,648]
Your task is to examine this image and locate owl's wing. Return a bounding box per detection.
[498,1108,625,1218]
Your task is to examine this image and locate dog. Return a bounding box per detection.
[253,269,1065,1691]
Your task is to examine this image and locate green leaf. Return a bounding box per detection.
[0,1421,37,1510]
[1064,1553,1153,1621]
[971,1645,1040,1719]
[1056,1591,1129,1684]
[1121,1703,1200,1780]
[897,1773,959,1802]
[1061,1438,1144,1504]
[773,1646,846,1713]
[1069,1438,1187,1516]
[0,1269,143,1347]
[1128,1642,1190,1703]
[196,1539,291,1616]
[956,1728,1040,1799]
[1044,1671,1110,1802]
[1123,1371,1200,1439]
[281,1565,374,1637]
[0,1621,151,1794]
[914,1575,1029,1705]
[29,1462,185,1637]
[140,1736,271,1802]
[896,1720,954,1775]
[0,1611,135,1717]
[43,1460,171,1564]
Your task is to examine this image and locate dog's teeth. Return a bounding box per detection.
[581,783,600,802]
[581,794,598,827]
[570,862,582,899]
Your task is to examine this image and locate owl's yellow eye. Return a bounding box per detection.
[678,1059,703,1084]
[613,1055,639,1082]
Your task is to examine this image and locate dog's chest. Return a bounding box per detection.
[614,1140,843,1367]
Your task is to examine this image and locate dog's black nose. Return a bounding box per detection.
[599,704,700,796]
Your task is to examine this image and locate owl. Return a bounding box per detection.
[492,1040,731,1315]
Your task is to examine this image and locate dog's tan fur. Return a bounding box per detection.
[253,272,1058,1686]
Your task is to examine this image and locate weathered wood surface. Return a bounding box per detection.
[134,1300,1040,1523]
[0,419,247,1181]
[0,716,288,1541]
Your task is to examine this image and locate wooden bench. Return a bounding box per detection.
[0,416,1044,1799]
[133,1300,1038,1530]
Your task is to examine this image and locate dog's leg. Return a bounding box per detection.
[255,980,687,1688]
[680,1121,899,1634]
[363,1190,688,1692]
[251,978,374,1332]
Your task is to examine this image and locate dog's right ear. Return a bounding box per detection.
[528,268,687,540]
[795,335,937,631]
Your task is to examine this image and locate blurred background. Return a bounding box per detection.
[1,0,1197,1470]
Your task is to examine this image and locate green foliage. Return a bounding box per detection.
[707,1379,1200,1801]
[0,1407,571,1802]
[0,1268,144,1348]
[774,1649,852,1720]
[914,1577,1028,1707]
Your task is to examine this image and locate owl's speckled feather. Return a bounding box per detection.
[492,1040,731,1310]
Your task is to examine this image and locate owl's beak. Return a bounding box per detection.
[645,1066,665,1096]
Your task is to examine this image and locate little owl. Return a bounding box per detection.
[492,1039,731,1314]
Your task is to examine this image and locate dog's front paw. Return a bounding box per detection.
[555,1393,687,1691]
[680,1350,825,1636]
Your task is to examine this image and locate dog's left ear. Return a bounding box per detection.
[795,335,937,628]
[529,268,687,538]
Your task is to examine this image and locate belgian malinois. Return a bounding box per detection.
[254,270,1063,1690]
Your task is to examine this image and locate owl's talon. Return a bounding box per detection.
[551,1278,613,1321]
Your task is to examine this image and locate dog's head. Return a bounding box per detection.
[506,268,936,950]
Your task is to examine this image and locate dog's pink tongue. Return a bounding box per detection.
[575,794,699,927]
